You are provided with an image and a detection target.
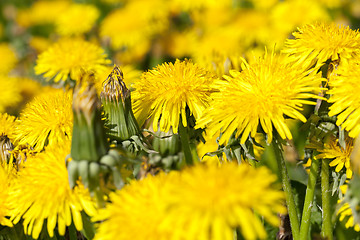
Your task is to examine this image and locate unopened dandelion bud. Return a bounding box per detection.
[101,66,142,142]
[71,72,108,162]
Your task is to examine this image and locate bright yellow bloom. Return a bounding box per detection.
[93,174,174,240]
[9,143,97,239]
[35,38,111,82]
[132,59,217,132]
[283,22,360,69]
[316,136,354,179]
[0,113,16,142]
[167,163,286,240]
[94,163,285,240]
[196,52,324,145]
[0,75,22,112]
[0,43,18,74]
[328,64,360,138]
[55,4,99,36]
[100,0,168,49]
[0,165,12,227]
[16,88,72,152]
[16,0,70,27]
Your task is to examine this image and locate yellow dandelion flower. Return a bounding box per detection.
[283,22,360,69]
[55,4,99,36]
[0,113,16,142]
[35,38,111,82]
[0,43,18,74]
[316,136,354,179]
[0,165,12,227]
[16,0,70,28]
[93,173,174,240]
[100,0,168,49]
[15,88,72,152]
[9,143,97,239]
[196,51,324,145]
[328,64,360,138]
[168,163,286,240]
[0,75,22,112]
[132,59,217,132]
[94,163,285,240]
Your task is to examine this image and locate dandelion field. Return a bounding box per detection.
[2,0,360,239]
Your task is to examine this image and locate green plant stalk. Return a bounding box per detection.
[190,141,200,163]
[299,157,320,240]
[272,142,300,240]
[321,158,333,240]
[178,120,195,165]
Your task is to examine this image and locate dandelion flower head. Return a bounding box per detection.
[35,38,111,82]
[283,22,360,69]
[316,136,354,179]
[55,3,99,36]
[15,88,73,152]
[196,51,324,145]
[166,163,286,240]
[132,59,217,133]
[94,163,285,240]
[94,174,174,240]
[10,142,97,238]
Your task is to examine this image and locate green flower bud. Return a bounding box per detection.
[101,66,142,142]
[71,72,108,162]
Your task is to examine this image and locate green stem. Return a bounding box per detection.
[299,157,320,240]
[190,142,200,163]
[321,159,333,240]
[178,120,195,165]
[272,141,300,240]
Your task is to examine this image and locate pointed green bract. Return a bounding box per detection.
[101,66,142,142]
